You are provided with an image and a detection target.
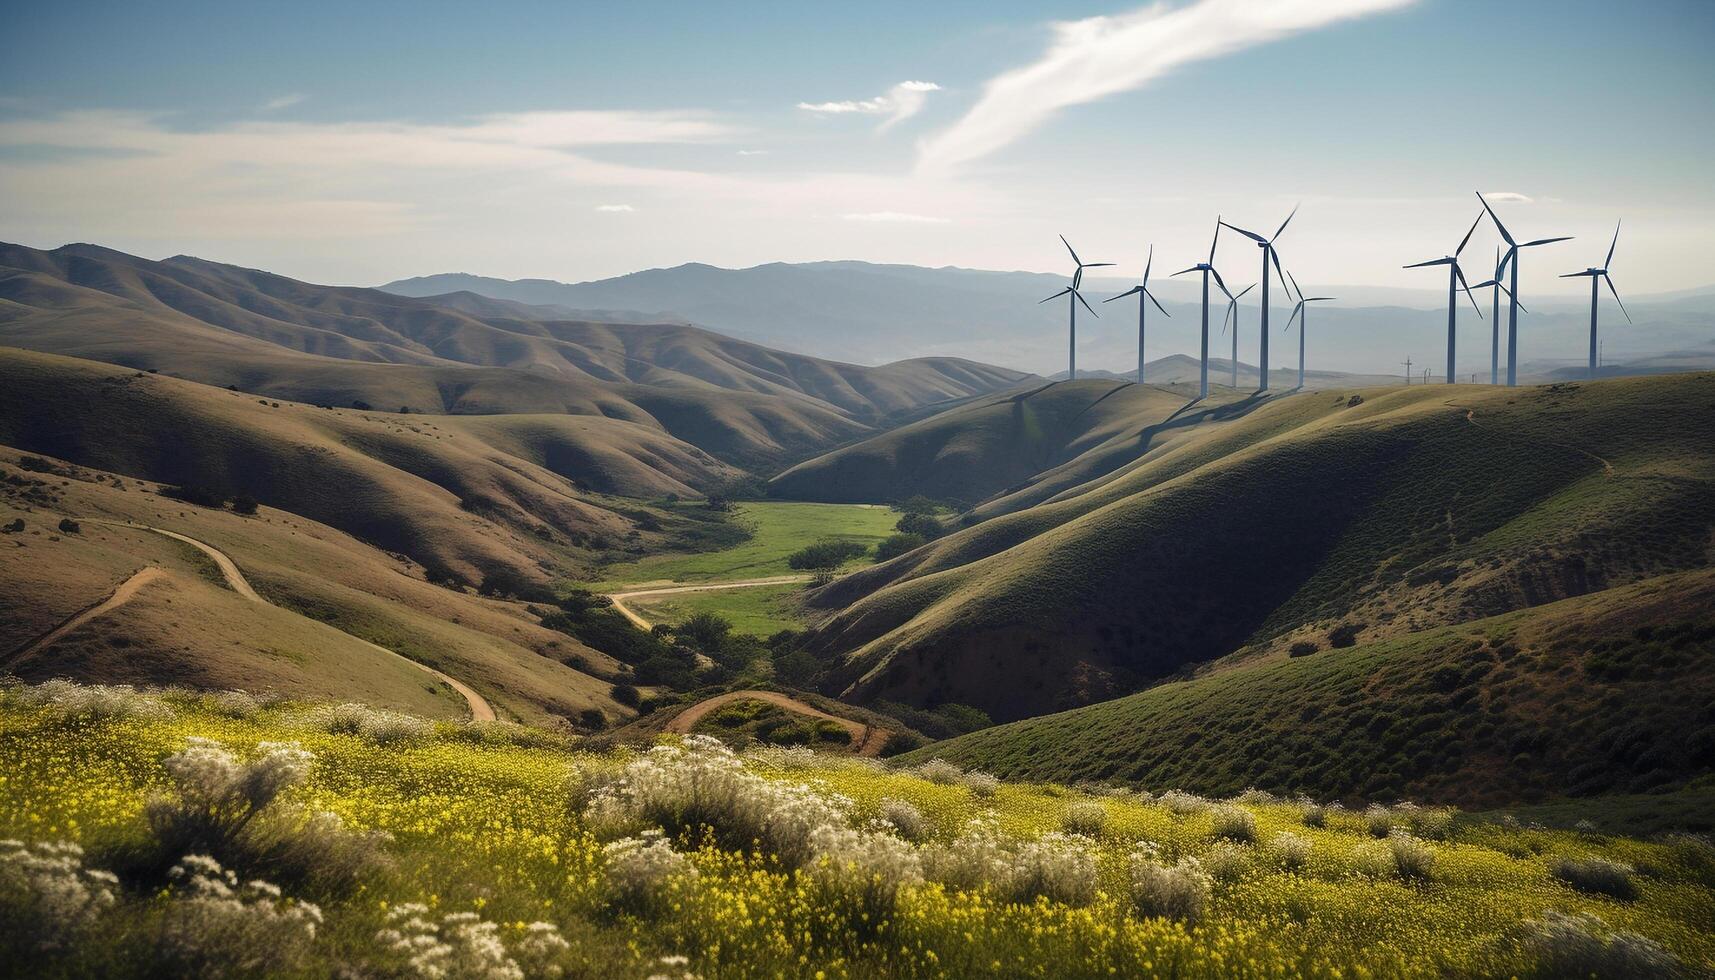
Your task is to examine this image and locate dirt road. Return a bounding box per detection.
[9,566,168,662]
[666,689,890,756]
[75,520,497,722]
[605,575,811,630]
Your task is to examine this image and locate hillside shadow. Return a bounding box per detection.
[1137,390,1272,449]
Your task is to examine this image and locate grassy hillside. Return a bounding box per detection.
[0,348,743,584]
[769,379,1261,507]
[4,683,1712,978]
[0,449,628,725]
[807,375,1715,720]
[0,242,1031,468]
[901,569,1715,807]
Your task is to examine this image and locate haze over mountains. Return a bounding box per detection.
[383,261,1715,379]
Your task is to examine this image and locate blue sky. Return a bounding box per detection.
[4,0,1712,295]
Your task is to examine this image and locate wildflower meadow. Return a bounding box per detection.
[1,680,1711,978]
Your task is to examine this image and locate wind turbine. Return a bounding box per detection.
[1468,246,1528,385]
[1404,213,1485,384]
[1220,205,1297,393]
[1282,270,1334,390]
[1560,220,1631,379]
[1477,192,1572,386]
[1042,235,1112,381]
[1171,219,1234,399]
[1219,283,1256,388]
[1104,244,1171,383]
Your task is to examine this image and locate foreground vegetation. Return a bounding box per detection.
[3,681,1712,978]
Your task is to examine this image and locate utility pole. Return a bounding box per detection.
[1423,368,1433,385]
[1402,356,1413,385]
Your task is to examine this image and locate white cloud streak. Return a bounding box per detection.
[260,93,305,111]
[798,80,942,130]
[917,0,1415,174]
[1481,191,1534,204]
[594,203,635,212]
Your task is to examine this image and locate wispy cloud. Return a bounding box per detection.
[260,93,306,112]
[798,80,942,130]
[736,149,768,156]
[594,203,635,212]
[840,211,950,224]
[917,0,1414,174]
[1481,191,1534,204]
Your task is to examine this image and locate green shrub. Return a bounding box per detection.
[874,532,926,562]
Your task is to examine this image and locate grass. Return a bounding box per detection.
[622,581,809,637]
[592,501,898,588]
[808,374,1715,721]
[897,568,1715,808]
[3,685,1713,978]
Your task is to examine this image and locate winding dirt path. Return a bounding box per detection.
[1455,404,1615,477]
[606,575,811,630]
[666,689,890,757]
[81,520,496,721]
[9,566,168,662]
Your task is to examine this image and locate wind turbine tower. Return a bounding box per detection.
[1404,213,1485,383]
[1042,236,1113,381]
[1104,244,1171,383]
[1171,219,1235,399]
[1220,282,1256,388]
[1220,206,1298,393]
[1282,270,1334,390]
[1477,192,1572,386]
[1469,248,1527,385]
[1560,221,1631,379]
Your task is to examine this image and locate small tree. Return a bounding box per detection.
[675,612,732,656]
[57,518,81,534]
[788,539,869,584]
[895,513,943,539]
[229,495,259,516]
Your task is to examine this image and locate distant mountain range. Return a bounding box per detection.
[381,262,1715,379]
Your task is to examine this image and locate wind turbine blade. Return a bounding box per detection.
[1273,204,1299,241]
[1219,220,1267,244]
[1220,304,1232,336]
[1404,258,1454,268]
[1471,279,1499,289]
[1074,290,1099,317]
[1103,286,1142,303]
[1038,288,1071,304]
[1208,217,1222,265]
[1456,266,1482,318]
[1476,191,1515,246]
[1522,236,1573,248]
[1605,219,1621,270]
[1142,244,1154,286]
[1497,284,1528,314]
[1455,211,1483,257]
[1284,266,1303,304]
[1560,271,1598,278]
[1273,250,1292,298]
[1145,289,1171,317]
[1604,274,1632,324]
[1060,234,1081,267]
[1498,246,1516,278]
[1084,262,1116,269]
[1170,266,1201,277]
[1209,265,1231,298]
[1287,303,1304,329]
[1235,283,1256,300]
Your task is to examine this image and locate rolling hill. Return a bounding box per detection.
[0,243,1031,468]
[802,374,1715,722]
[770,378,1270,508]
[899,567,1715,808]
[0,347,741,585]
[0,446,628,726]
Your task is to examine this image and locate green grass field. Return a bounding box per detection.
[594,502,898,587]
[623,581,809,637]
